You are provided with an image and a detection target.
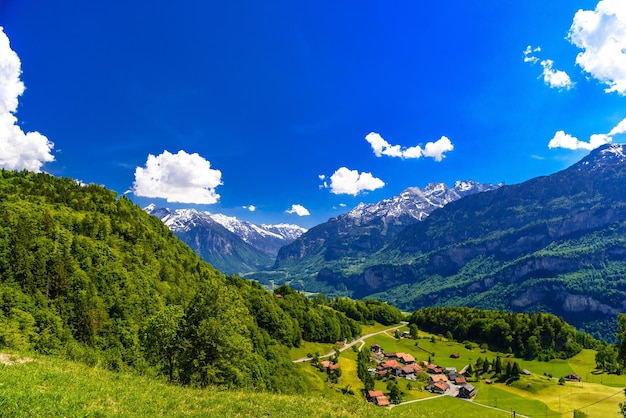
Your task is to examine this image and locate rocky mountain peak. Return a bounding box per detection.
[574,143,626,173]
[144,205,306,259]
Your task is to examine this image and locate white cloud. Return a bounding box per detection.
[569,0,626,95]
[0,27,54,172]
[286,204,310,216]
[365,132,454,161]
[243,205,256,212]
[523,45,574,90]
[523,45,541,63]
[548,130,612,150]
[365,132,403,157]
[422,136,455,161]
[548,131,582,150]
[608,117,626,135]
[132,150,222,204]
[540,60,575,90]
[326,166,385,196]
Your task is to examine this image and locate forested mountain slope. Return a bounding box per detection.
[367,144,626,339]
[263,181,499,292]
[0,170,359,391]
[272,144,626,340]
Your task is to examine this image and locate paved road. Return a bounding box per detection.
[292,322,407,363]
[390,389,530,417]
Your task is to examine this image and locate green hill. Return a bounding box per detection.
[0,170,359,392]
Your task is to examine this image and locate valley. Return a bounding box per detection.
[2,323,623,417]
[1,147,626,416]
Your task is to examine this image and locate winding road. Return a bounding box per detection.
[292,322,531,416]
[292,322,408,363]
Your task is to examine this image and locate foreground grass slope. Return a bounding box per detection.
[0,352,513,418]
[0,352,377,417]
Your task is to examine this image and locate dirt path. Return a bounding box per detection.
[0,353,33,365]
[292,323,406,363]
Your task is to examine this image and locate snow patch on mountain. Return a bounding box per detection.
[144,205,307,257]
[343,180,500,226]
[575,143,626,173]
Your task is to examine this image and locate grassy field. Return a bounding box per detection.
[390,395,512,417]
[0,351,390,418]
[345,329,626,417]
[4,323,626,418]
[288,340,335,361]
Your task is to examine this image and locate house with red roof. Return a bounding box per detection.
[367,390,390,406]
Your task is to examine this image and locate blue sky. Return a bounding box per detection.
[1,1,625,228]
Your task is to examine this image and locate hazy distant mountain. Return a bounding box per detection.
[145,205,306,274]
[274,180,501,268]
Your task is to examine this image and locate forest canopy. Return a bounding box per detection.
[409,306,600,360]
[0,170,359,392]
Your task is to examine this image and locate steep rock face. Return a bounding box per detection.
[275,180,500,267]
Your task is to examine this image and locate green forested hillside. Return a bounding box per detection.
[267,144,626,340]
[0,170,358,392]
[409,307,600,360]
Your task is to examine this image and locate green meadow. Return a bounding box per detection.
[3,326,625,417]
[300,328,626,418]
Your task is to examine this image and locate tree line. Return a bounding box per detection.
[409,306,600,360]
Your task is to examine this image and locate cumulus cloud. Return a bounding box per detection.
[243,205,256,212]
[324,166,385,196]
[569,0,626,95]
[540,60,575,90]
[523,45,541,63]
[549,117,626,150]
[365,132,454,161]
[523,45,574,90]
[286,204,310,216]
[608,117,626,136]
[0,27,54,172]
[422,136,455,161]
[132,150,222,204]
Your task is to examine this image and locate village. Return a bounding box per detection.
[363,342,476,406]
[311,329,586,410]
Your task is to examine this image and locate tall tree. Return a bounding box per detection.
[142,305,184,383]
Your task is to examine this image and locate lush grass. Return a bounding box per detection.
[361,323,406,336]
[390,395,511,417]
[0,352,388,418]
[570,349,626,387]
[474,382,557,417]
[493,372,625,417]
[288,340,335,361]
[5,324,626,418]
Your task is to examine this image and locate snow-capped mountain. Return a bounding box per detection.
[574,143,626,173]
[274,180,500,265]
[343,180,501,226]
[145,205,306,259]
[205,213,306,257]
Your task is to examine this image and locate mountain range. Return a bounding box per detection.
[144,205,306,274]
[269,143,626,339]
[145,144,626,339]
[274,180,501,271]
